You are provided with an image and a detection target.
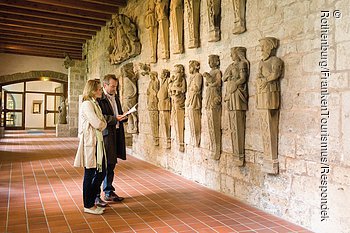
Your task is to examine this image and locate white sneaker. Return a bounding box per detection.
[96,206,106,211]
[84,207,104,215]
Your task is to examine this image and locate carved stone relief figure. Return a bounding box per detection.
[169,64,186,152]
[232,0,246,34]
[256,37,284,174]
[186,60,202,147]
[145,0,158,63]
[223,47,249,166]
[157,69,172,148]
[203,55,222,159]
[185,0,200,48]
[147,71,160,145]
[122,63,138,134]
[58,96,67,124]
[170,0,184,54]
[155,0,170,59]
[207,0,221,42]
[109,14,141,65]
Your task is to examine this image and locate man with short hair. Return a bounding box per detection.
[95,74,127,207]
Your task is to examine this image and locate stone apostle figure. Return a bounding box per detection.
[146,0,158,63]
[207,0,221,42]
[147,71,160,145]
[170,0,184,54]
[223,47,249,166]
[232,0,246,34]
[157,69,172,148]
[155,0,170,59]
[203,55,222,159]
[169,64,186,151]
[186,60,203,147]
[58,96,67,124]
[256,37,284,174]
[122,63,138,134]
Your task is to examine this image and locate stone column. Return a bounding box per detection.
[68,60,86,137]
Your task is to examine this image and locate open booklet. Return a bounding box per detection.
[121,103,138,118]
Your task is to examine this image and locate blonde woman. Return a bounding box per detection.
[74,79,107,215]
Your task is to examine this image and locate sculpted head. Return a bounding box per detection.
[259,37,278,60]
[231,47,246,62]
[161,69,170,80]
[189,60,200,74]
[150,71,158,81]
[208,55,220,69]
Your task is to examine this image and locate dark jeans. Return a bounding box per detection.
[97,163,116,197]
[83,158,106,208]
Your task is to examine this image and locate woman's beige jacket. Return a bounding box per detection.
[74,100,107,168]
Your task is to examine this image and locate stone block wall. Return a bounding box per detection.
[85,0,350,232]
[68,60,86,136]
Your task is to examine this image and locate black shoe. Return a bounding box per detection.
[95,197,108,207]
[104,192,124,202]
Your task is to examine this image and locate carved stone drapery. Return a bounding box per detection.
[170,0,184,54]
[169,64,186,152]
[145,0,158,63]
[109,14,141,65]
[223,47,249,166]
[256,37,284,174]
[186,60,203,147]
[185,0,200,48]
[207,0,221,42]
[147,71,160,146]
[232,0,246,34]
[155,0,170,59]
[122,63,139,134]
[203,55,222,159]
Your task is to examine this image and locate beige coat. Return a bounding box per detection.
[74,100,107,168]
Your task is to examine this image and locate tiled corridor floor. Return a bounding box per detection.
[0,130,311,233]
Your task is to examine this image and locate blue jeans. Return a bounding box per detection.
[97,163,116,197]
[83,159,106,208]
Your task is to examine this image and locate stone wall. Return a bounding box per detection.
[85,0,350,232]
[68,60,86,136]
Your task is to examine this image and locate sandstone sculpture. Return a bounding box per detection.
[203,55,222,159]
[186,60,202,147]
[58,96,67,124]
[145,0,158,63]
[147,71,160,146]
[169,64,186,152]
[155,0,170,59]
[122,63,138,134]
[256,37,284,174]
[223,47,249,166]
[170,0,184,54]
[207,0,221,42]
[232,0,246,34]
[157,69,172,148]
[185,0,200,48]
[109,14,141,65]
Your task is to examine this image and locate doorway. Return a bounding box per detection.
[3,91,24,129]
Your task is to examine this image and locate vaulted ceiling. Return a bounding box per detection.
[0,0,126,60]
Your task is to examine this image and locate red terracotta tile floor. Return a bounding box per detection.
[0,130,312,233]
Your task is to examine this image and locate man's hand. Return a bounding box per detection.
[117,115,127,121]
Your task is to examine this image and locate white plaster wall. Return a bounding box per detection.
[0,53,67,76]
[85,0,350,232]
[25,93,44,128]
